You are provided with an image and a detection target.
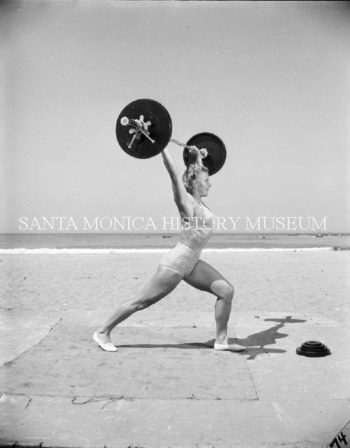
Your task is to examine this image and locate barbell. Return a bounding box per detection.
[115,99,226,175]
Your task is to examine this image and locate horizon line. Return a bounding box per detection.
[1,231,349,236]
[0,247,339,255]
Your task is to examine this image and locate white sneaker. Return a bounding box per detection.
[93,331,118,352]
[214,342,245,352]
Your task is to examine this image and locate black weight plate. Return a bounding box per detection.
[183,132,227,175]
[116,99,172,159]
[296,340,331,357]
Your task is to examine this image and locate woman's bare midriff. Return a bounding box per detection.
[178,196,215,251]
[179,226,213,252]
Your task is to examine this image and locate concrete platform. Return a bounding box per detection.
[1,310,349,447]
[0,252,350,447]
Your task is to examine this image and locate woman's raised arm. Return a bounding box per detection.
[161,147,193,216]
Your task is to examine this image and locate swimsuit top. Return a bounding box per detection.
[179,193,215,251]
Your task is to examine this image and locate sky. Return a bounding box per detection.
[1,0,349,233]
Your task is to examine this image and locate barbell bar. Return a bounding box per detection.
[115,99,226,175]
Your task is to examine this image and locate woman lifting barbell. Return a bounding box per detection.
[93,99,244,352]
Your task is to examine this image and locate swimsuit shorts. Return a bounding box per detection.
[159,242,202,277]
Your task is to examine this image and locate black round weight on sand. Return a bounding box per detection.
[116,99,172,159]
[183,132,227,175]
[296,340,331,357]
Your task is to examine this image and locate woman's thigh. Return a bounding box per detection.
[184,259,233,296]
[134,264,184,305]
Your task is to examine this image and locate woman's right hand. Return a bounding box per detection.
[188,146,205,166]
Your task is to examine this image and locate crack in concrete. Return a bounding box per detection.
[71,396,124,406]
[99,397,124,411]
[245,360,260,401]
[1,391,262,402]
[24,397,32,409]
[0,317,63,367]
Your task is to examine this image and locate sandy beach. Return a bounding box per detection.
[1,250,349,323]
[1,250,349,447]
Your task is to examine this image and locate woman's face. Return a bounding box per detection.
[194,171,211,197]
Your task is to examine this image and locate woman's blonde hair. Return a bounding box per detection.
[182,164,209,194]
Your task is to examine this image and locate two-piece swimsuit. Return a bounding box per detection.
[159,194,215,277]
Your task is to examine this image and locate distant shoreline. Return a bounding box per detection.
[0,247,342,254]
[0,232,349,250]
[0,231,350,238]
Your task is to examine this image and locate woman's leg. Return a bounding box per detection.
[184,259,244,351]
[94,265,183,351]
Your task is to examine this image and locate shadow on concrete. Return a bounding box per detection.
[117,342,213,349]
[235,315,307,360]
[118,316,307,360]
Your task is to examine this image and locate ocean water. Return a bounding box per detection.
[0,233,349,250]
